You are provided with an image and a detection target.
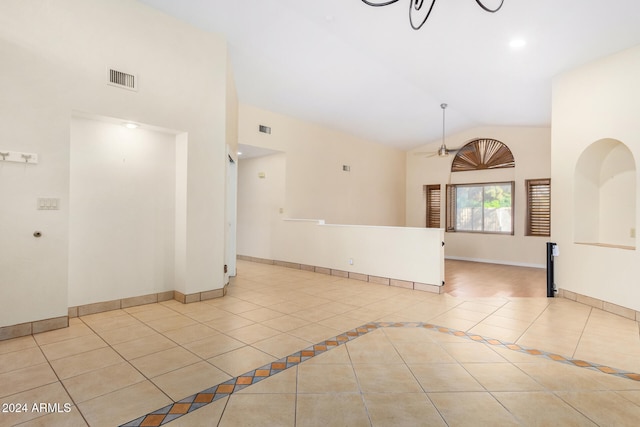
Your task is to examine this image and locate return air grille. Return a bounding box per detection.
[107,68,137,91]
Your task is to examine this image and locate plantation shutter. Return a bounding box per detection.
[526,179,551,237]
[445,184,456,231]
[425,185,441,228]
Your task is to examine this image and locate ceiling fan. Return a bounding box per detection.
[414,103,463,158]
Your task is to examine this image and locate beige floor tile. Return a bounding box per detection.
[346,332,404,365]
[517,327,581,356]
[208,346,276,377]
[151,361,231,401]
[237,366,298,394]
[428,392,520,426]
[297,363,359,393]
[62,361,146,403]
[219,393,295,427]
[164,395,228,427]
[97,323,157,346]
[444,307,494,322]
[556,390,640,425]
[409,363,484,392]
[392,340,457,364]
[0,382,74,426]
[514,361,612,391]
[0,335,37,355]
[467,323,523,343]
[260,314,311,332]
[286,323,342,344]
[427,314,479,331]
[81,313,142,333]
[382,326,438,343]
[145,314,199,332]
[440,342,507,363]
[182,306,230,323]
[128,305,179,322]
[17,406,87,427]
[268,301,310,315]
[161,323,219,345]
[315,301,360,315]
[252,333,312,359]
[39,334,107,361]
[478,313,533,331]
[493,391,598,426]
[462,362,544,391]
[239,307,286,322]
[224,323,280,344]
[291,307,335,322]
[0,346,46,374]
[317,314,367,332]
[617,390,640,405]
[182,333,246,359]
[112,333,176,360]
[364,393,447,427]
[205,314,255,332]
[130,346,201,378]
[50,347,124,380]
[33,322,94,346]
[353,363,422,393]
[297,393,369,427]
[77,381,171,427]
[215,300,263,314]
[0,363,58,398]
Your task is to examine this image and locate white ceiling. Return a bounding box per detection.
[138,0,640,150]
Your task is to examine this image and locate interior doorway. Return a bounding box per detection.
[443,259,547,298]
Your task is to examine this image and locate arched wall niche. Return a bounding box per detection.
[574,138,636,249]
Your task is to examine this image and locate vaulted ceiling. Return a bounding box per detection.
[139,0,640,150]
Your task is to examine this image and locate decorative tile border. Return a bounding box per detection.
[121,321,640,426]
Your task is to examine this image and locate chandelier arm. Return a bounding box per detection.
[361,0,401,6]
[410,0,437,30]
[475,0,504,13]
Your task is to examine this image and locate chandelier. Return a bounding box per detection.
[361,0,505,30]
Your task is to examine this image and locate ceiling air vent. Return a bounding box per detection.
[107,67,138,91]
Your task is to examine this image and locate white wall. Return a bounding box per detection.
[0,0,234,327]
[237,153,287,259]
[406,126,551,267]
[272,220,444,287]
[552,44,640,311]
[238,104,406,227]
[68,117,176,306]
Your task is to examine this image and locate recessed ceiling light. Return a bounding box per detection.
[123,122,139,129]
[237,151,243,156]
[509,39,526,49]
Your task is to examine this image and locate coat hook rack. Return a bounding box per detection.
[0,150,39,164]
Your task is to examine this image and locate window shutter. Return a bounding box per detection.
[425,185,441,228]
[445,184,456,231]
[526,179,551,237]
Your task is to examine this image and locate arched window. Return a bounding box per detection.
[451,138,515,172]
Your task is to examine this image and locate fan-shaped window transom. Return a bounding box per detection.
[451,138,515,172]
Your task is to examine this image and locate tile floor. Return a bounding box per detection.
[1,259,640,426]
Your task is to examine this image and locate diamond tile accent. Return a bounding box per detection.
[120,321,640,426]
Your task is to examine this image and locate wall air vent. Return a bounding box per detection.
[107,67,138,91]
[259,125,271,134]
